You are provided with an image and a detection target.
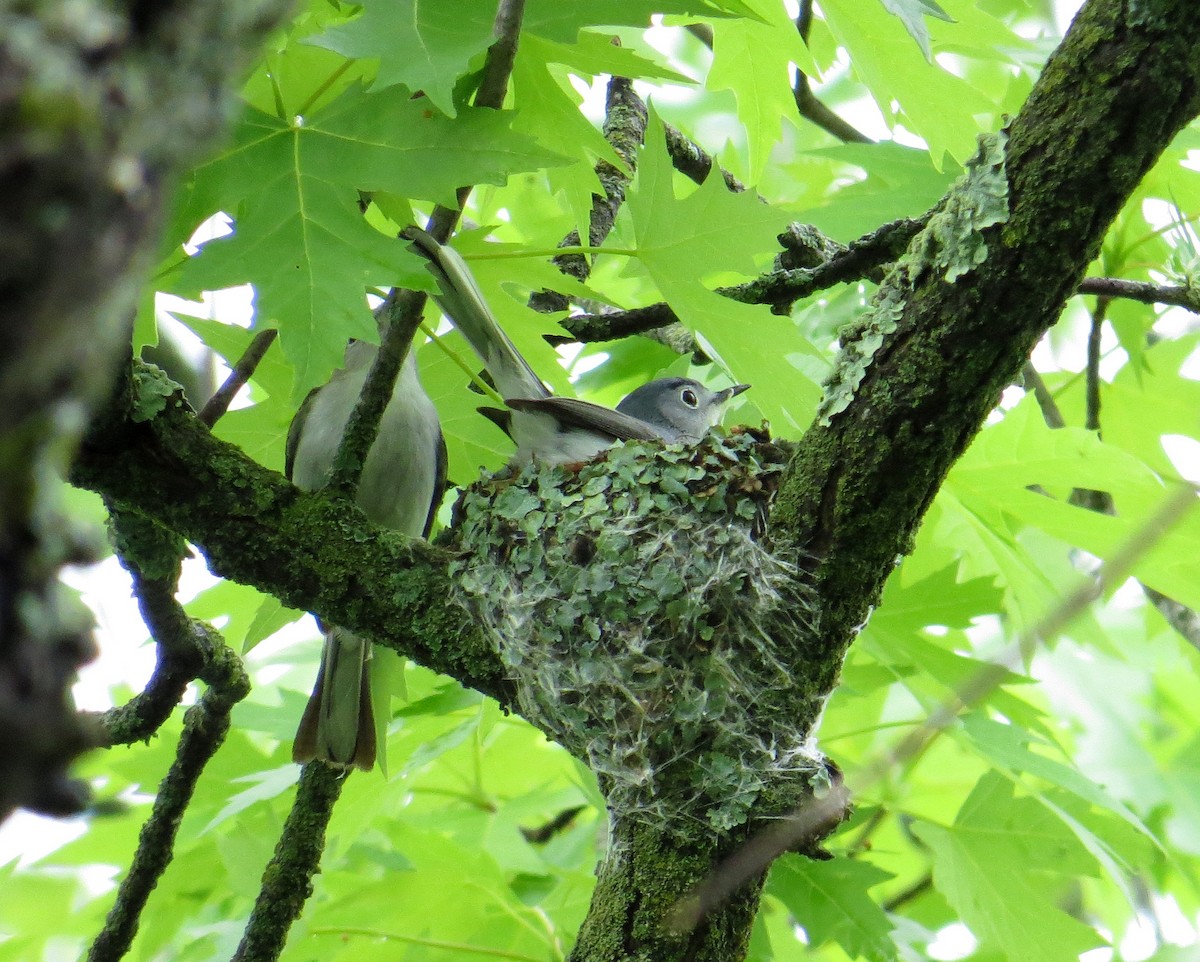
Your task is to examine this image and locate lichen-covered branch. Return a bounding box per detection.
[530,75,649,315]
[329,0,527,496]
[556,216,926,346]
[88,627,249,962]
[70,363,512,706]
[769,0,1200,701]
[232,763,347,962]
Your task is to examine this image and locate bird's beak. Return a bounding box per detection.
[716,383,751,404]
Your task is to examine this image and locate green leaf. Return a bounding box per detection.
[177,87,567,395]
[804,144,958,241]
[308,0,497,117]
[880,0,954,60]
[706,0,818,183]
[524,0,755,43]
[244,595,304,651]
[915,773,1106,962]
[961,714,1156,845]
[948,395,1200,609]
[623,109,825,434]
[819,0,995,164]
[768,854,898,961]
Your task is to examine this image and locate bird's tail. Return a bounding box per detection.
[406,228,549,403]
[293,627,376,771]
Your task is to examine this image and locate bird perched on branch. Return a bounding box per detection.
[288,342,445,771]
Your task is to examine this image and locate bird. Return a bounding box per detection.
[288,340,446,771]
[405,227,750,465]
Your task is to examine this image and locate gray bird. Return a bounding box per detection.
[288,342,446,771]
[406,228,749,464]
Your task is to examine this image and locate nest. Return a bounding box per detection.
[451,428,828,834]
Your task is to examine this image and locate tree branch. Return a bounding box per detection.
[792,0,873,144]
[232,764,346,962]
[529,74,649,314]
[769,0,1200,685]
[89,622,248,962]
[197,329,279,428]
[1079,275,1200,311]
[662,120,747,192]
[71,364,513,706]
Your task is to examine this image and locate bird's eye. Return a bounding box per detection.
[681,389,698,408]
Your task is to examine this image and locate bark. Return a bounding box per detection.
[0,0,292,820]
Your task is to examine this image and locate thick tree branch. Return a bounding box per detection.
[70,366,513,706]
[770,0,1200,698]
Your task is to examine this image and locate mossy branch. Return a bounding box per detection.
[71,363,514,707]
[770,0,1200,696]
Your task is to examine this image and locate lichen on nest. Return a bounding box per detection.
[450,427,828,834]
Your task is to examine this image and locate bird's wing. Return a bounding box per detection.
[506,396,664,442]
[285,385,322,481]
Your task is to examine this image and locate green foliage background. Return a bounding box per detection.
[6,1,1200,960]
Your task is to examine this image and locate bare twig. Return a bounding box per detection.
[1079,276,1200,312]
[792,0,872,144]
[1021,363,1066,429]
[197,328,279,428]
[882,873,933,912]
[1085,297,1108,434]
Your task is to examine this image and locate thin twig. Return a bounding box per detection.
[882,873,933,912]
[1079,276,1200,313]
[197,328,278,428]
[1021,362,1066,430]
[792,0,872,144]
[1085,297,1108,434]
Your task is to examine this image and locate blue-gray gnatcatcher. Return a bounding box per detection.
[288,342,446,771]
[289,231,747,769]
[406,228,750,464]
